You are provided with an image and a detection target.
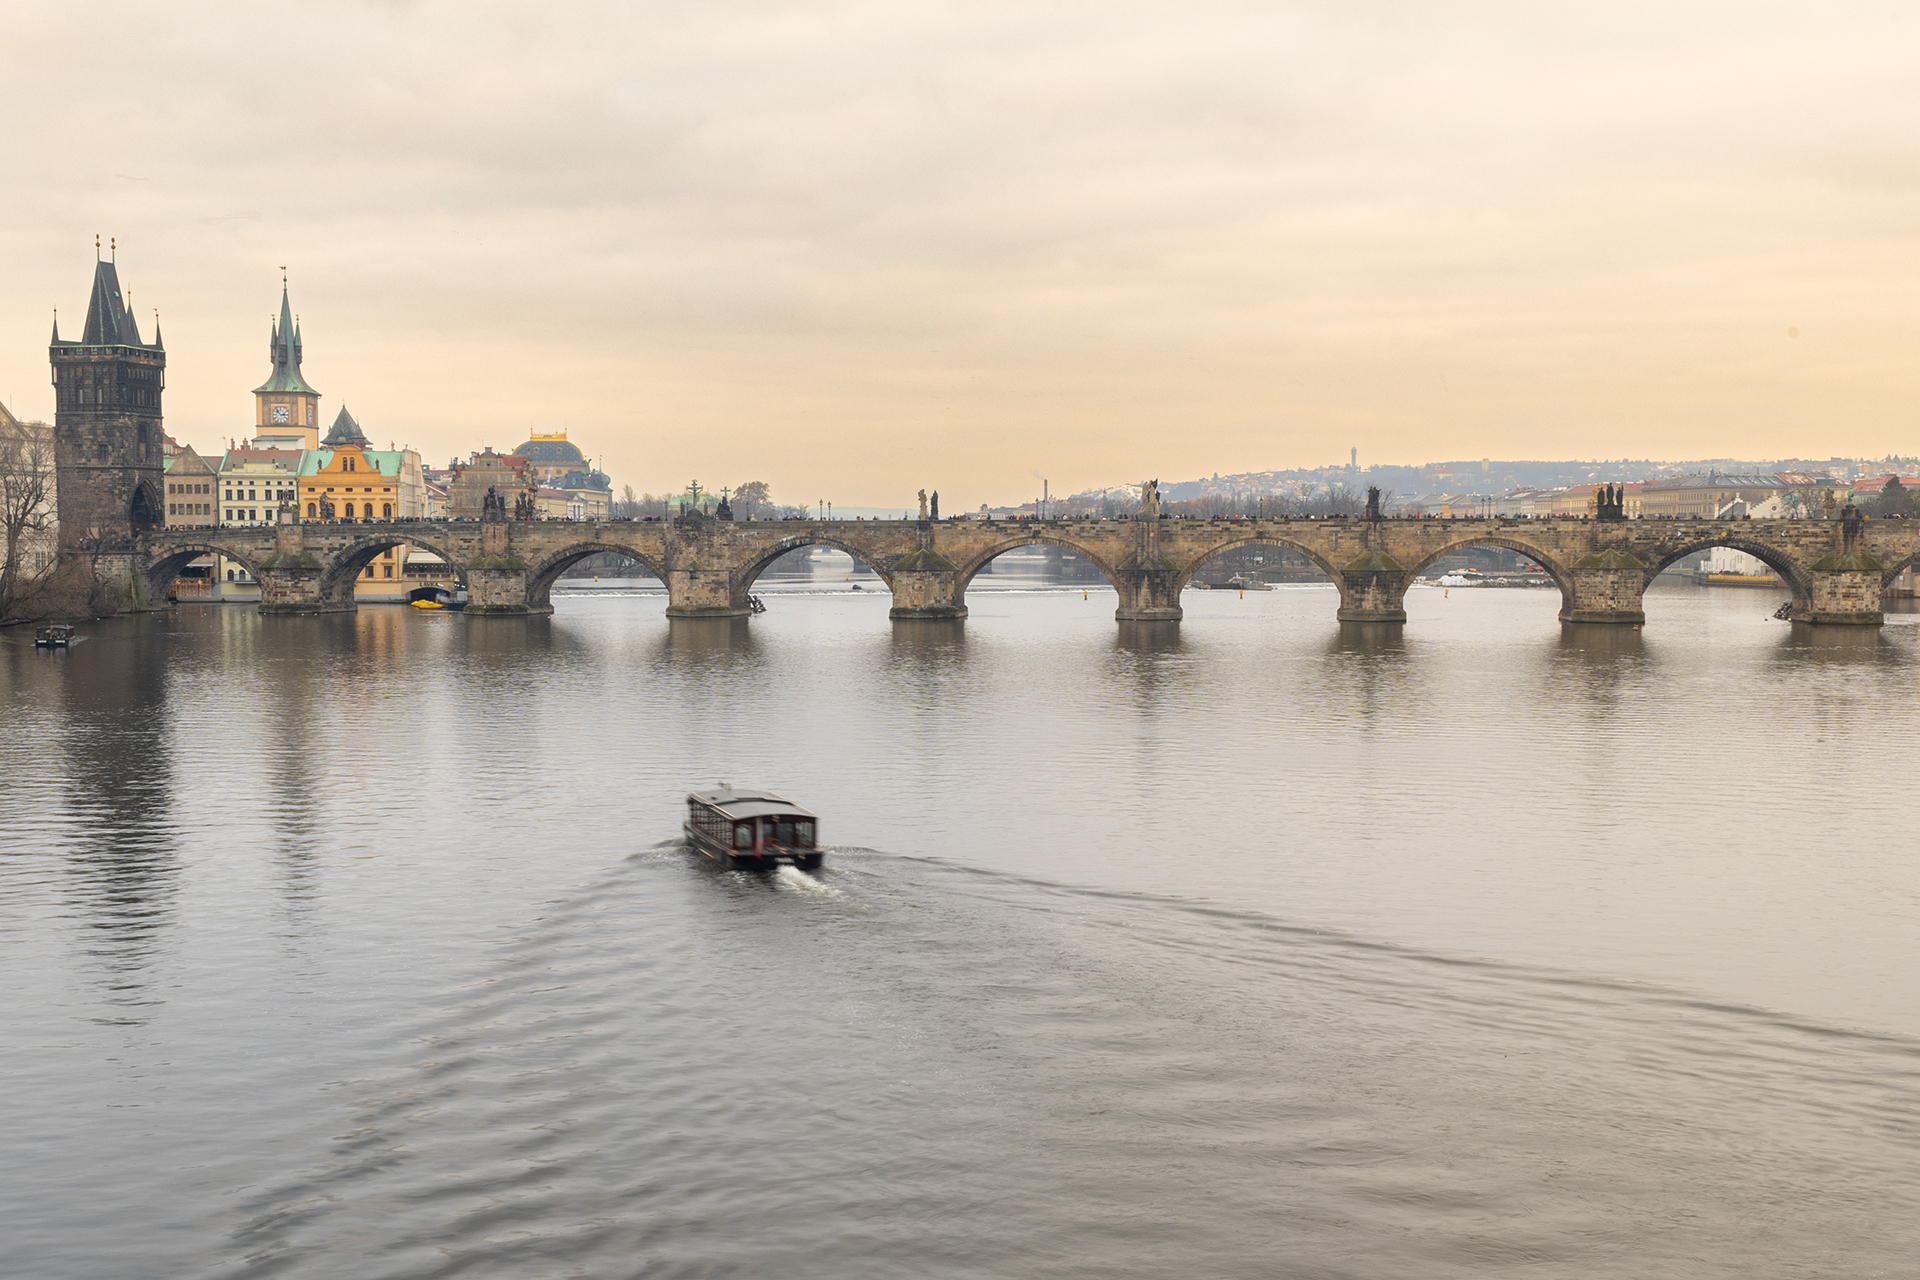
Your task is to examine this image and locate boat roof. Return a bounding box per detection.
[688,788,817,820]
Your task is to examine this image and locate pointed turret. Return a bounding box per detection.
[72,260,154,348]
[51,311,59,344]
[323,404,369,447]
[252,280,320,396]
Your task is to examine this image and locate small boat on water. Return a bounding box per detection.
[410,598,444,609]
[685,786,822,870]
[34,624,74,648]
[1438,569,1487,587]
[1225,574,1274,591]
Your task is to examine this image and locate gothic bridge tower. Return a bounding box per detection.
[49,251,167,542]
[252,278,321,449]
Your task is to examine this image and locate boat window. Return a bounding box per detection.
[795,821,814,847]
[734,823,752,849]
[774,821,794,846]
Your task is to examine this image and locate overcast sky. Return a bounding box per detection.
[4,0,1918,507]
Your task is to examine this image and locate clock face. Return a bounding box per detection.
[271,405,290,424]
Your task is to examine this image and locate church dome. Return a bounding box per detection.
[513,433,585,465]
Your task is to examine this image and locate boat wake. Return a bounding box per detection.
[773,863,839,897]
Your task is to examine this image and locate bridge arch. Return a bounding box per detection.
[735,534,895,596]
[143,541,265,603]
[953,533,1122,605]
[1397,536,1579,609]
[525,541,670,611]
[1641,534,1811,612]
[1170,535,1344,597]
[318,532,470,607]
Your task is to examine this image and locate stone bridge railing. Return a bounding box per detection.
[102,506,1920,626]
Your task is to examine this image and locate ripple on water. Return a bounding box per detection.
[3,595,1920,1279]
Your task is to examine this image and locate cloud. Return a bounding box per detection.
[3,0,1919,503]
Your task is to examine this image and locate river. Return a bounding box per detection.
[4,577,1918,1277]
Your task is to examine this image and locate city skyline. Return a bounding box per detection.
[6,3,1920,508]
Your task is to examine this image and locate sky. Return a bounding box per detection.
[3,0,1919,509]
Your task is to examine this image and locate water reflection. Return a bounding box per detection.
[55,615,179,1021]
[1777,622,1902,663]
[1329,620,1405,657]
[1114,619,1184,656]
[887,618,968,669]
[660,615,755,660]
[257,614,327,936]
[1555,622,1648,664]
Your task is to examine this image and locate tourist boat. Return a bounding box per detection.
[685,786,822,870]
[1225,574,1274,591]
[1437,569,1487,586]
[34,624,74,648]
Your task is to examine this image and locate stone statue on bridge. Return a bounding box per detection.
[1141,479,1160,520]
[930,491,939,520]
[918,489,929,521]
[482,486,505,522]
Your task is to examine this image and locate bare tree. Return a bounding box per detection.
[732,480,772,520]
[0,422,55,620]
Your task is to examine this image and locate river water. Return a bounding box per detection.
[4,577,1919,1277]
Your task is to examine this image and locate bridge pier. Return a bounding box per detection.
[1334,552,1409,623]
[665,567,750,619]
[888,548,965,620]
[257,561,341,614]
[1793,510,1884,624]
[1561,550,1648,625]
[1114,564,1182,621]
[257,518,341,614]
[1797,556,1884,625]
[465,564,536,615]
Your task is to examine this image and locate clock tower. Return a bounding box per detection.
[252,278,321,448]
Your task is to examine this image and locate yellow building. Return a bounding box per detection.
[298,412,403,522]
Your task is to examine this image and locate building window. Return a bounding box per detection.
[383,565,393,578]
[383,547,393,559]
[307,502,317,517]
[382,503,392,519]
[364,567,374,579]
[226,569,235,581]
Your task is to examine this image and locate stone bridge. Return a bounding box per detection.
[105,506,1915,625]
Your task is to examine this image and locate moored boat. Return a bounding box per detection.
[685,786,822,870]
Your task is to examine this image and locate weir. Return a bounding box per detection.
[95,504,1918,628]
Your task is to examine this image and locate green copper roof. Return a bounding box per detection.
[297,448,402,478]
[252,282,320,396]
